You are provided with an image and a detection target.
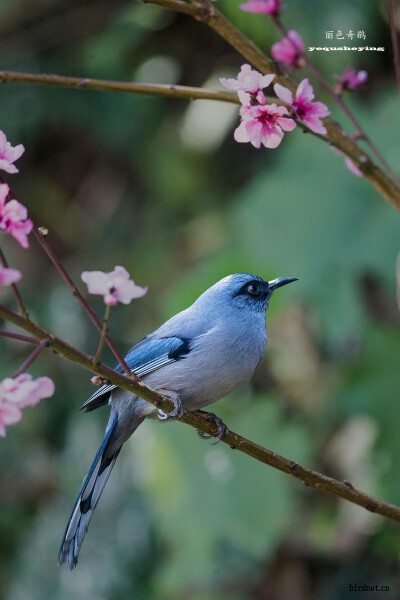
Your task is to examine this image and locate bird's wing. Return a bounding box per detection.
[81,336,191,412]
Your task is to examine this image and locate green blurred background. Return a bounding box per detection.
[0,0,400,598]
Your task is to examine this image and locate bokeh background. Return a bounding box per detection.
[1,0,400,598]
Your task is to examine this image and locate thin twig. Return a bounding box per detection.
[141,0,400,211]
[1,301,400,524]
[0,246,29,319]
[31,226,136,379]
[387,0,400,96]
[94,303,111,364]
[12,337,49,378]
[0,70,239,104]
[0,330,39,344]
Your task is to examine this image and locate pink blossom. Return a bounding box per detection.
[240,0,282,16]
[2,374,55,408]
[0,131,25,174]
[0,183,33,248]
[234,103,296,149]
[0,374,55,437]
[335,67,368,93]
[220,64,274,104]
[271,30,305,69]
[274,78,330,135]
[81,266,148,306]
[330,146,362,177]
[0,266,22,290]
[0,402,22,437]
[344,157,362,177]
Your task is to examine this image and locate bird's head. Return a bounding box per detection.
[206,273,298,313]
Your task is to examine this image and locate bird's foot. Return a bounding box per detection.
[196,412,228,445]
[157,389,183,420]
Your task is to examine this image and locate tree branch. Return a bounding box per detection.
[0,70,239,104]
[0,68,362,162]
[1,302,400,524]
[12,337,49,378]
[140,0,400,212]
[0,330,39,344]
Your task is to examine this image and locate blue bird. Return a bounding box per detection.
[58,273,297,569]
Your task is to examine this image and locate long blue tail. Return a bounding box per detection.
[58,415,120,570]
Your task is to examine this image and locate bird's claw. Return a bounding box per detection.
[196,412,228,445]
[157,390,183,420]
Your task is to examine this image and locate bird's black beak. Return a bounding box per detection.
[267,277,298,292]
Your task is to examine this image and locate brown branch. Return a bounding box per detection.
[0,70,239,104]
[0,68,355,160]
[140,0,400,212]
[12,337,49,378]
[0,246,29,319]
[387,0,400,96]
[1,302,400,524]
[0,330,39,344]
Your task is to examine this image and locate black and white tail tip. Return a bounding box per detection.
[58,416,119,570]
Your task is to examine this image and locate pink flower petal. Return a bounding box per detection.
[345,157,362,177]
[0,374,55,436]
[278,79,330,135]
[256,90,266,104]
[0,190,33,249]
[330,145,362,177]
[296,78,314,103]
[0,183,8,210]
[0,160,19,174]
[248,120,264,148]
[302,115,327,135]
[219,77,240,91]
[287,30,304,52]
[274,83,294,105]
[221,65,274,98]
[238,90,252,105]
[240,0,282,15]
[19,376,55,408]
[82,266,147,305]
[276,117,297,132]
[311,101,330,119]
[4,219,33,249]
[233,101,297,149]
[0,267,22,287]
[336,67,368,92]
[81,271,110,295]
[234,120,252,143]
[259,74,275,89]
[0,131,25,175]
[0,402,22,437]
[260,123,284,148]
[271,30,304,68]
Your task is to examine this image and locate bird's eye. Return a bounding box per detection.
[247,283,259,296]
